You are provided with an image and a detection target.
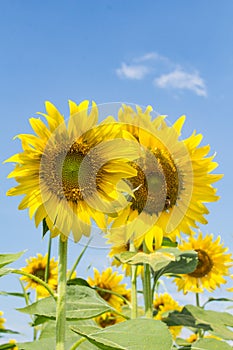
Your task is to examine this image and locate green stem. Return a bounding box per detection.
[56,236,68,350]
[142,244,153,318]
[44,233,52,284]
[12,269,56,300]
[196,292,200,307]
[130,241,138,319]
[69,337,86,350]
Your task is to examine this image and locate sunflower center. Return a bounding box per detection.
[41,139,102,203]
[129,149,179,215]
[33,267,45,281]
[188,249,213,278]
[98,283,111,301]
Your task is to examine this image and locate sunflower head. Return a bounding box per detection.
[107,103,222,251]
[5,100,139,242]
[21,253,58,297]
[87,267,130,310]
[95,311,126,328]
[153,293,182,339]
[0,311,6,329]
[173,232,233,294]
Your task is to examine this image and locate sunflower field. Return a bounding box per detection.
[1,101,233,350]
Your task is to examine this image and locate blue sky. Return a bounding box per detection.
[1,0,233,342]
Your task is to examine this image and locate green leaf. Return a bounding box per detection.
[162,237,178,247]
[71,319,173,350]
[0,344,17,350]
[17,285,114,320]
[155,249,198,277]
[0,291,30,298]
[0,251,25,269]
[42,218,49,237]
[186,305,233,340]
[164,308,211,331]
[193,338,233,350]
[67,277,91,287]
[0,328,19,335]
[115,251,175,271]
[18,320,99,349]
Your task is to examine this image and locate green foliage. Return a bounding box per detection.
[192,338,233,350]
[71,319,173,350]
[0,252,25,269]
[17,285,115,322]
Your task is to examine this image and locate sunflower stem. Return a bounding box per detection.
[56,236,68,350]
[142,243,153,318]
[67,238,91,281]
[69,337,86,349]
[44,233,52,284]
[12,269,56,300]
[130,241,138,319]
[195,292,200,307]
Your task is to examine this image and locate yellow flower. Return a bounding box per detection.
[5,100,137,242]
[227,275,233,291]
[108,104,222,251]
[21,253,58,297]
[0,311,6,329]
[87,267,130,310]
[95,311,125,328]
[153,293,182,339]
[173,233,232,294]
[186,333,222,343]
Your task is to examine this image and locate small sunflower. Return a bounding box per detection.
[173,232,232,294]
[8,340,18,350]
[95,311,125,328]
[108,104,222,251]
[87,267,130,310]
[21,253,58,297]
[186,333,222,343]
[5,100,138,241]
[153,293,182,339]
[0,311,5,329]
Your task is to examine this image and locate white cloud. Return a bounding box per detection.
[134,52,164,62]
[116,62,149,80]
[154,69,207,97]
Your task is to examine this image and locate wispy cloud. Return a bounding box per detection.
[154,69,207,97]
[116,52,207,97]
[116,62,149,80]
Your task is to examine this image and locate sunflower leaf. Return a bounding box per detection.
[192,338,233,350]
[0,251,25,269]
[114,251,175,272]
[17,285,115,320]
[185,305,233,340]
[71,319,173,350]
[42,218,49,237]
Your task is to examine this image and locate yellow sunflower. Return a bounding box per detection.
[21,253,58,297]
[186,333,222,343]
[8,340,18,350]
[0,311,5,329]
[5,100,138,241]
[87,267,131,310]
[173,232,232,294]
[153,293,182,339]
[95,311,126,328]
[108,104,222,251]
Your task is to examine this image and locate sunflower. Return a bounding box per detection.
[153,293,182,339]
[21,253,58,297]
[0,311,5,329]
[8,340,18,350]
[173,232,232,294]
[5,100,138,241]
[87,267,130,310]
[108,104,222,251]
[95,311,126,328]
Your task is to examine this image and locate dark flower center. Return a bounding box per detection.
[188,249,213,278]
